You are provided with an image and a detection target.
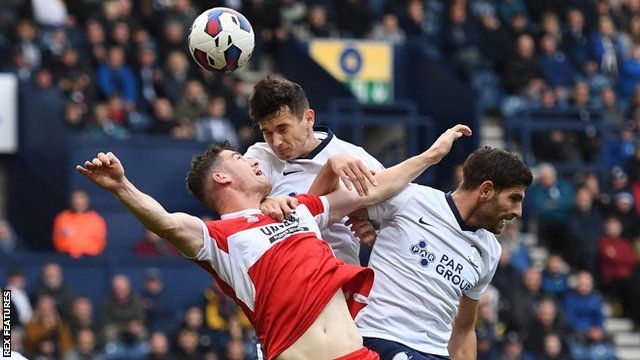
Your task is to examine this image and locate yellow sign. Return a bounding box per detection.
[309,40,393,103]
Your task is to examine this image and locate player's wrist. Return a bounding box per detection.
[110,177,131,198]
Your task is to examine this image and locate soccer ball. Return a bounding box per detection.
[188,7,255,73]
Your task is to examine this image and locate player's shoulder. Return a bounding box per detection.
[477,230,502,264]
[328,135,374,157]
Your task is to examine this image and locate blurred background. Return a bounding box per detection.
[0,0,639,359]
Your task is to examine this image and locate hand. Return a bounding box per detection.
[328,155,378,196]
[76,152,126,192]
[260,196,298,222]
[425,125,472,165]
[346,217,377,246]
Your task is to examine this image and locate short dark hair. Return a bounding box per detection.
[460,147,532,191]
[249,76,309,122]
[186,141,235,202]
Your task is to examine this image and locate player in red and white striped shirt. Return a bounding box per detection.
[75,125,469,360]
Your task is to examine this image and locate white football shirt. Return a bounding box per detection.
[245,127,383,264]
[356,184,501,356]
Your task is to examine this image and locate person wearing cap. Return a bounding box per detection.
[611,191,640,240]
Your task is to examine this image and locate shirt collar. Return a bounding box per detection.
[220,209,263,219]
[291,126,334,160]
[445,192,480,232]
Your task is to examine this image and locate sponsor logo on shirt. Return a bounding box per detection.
[258,212,310,243]
[435,254,472,292]
[410,240,436,267]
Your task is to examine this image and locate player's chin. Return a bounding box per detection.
[489,220,506,234]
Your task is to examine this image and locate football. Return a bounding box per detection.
[188,7,255,73]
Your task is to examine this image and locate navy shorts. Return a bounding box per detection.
[363,337,450,360]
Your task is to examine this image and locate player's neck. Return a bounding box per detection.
[216,191,262,216]
[450,190,481,228]
[298,134,322,158]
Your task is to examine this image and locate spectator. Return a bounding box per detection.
[4,269,33,326]
[64,329,104,360]
[133,230,179,257]
[68,297,100,338]
[540,333,570,360]
[24,295,74,358]
[194,96,239,146]
[498,331,536,360]
[85,103,129,140]
[225,338,246,360]
[523,299,571,357]
[503,33,545,94]
[0,218,22,255]
[297,5,338,40]
[165,0,197,32]
[611,191,640,240]
[541,254,569,300]
[96,46,138,107]
[62,101,84,133]
[135,43,163,112]
[333,0,371,38]
[529,163,575,256]
[511,267,550,330]
[103,320,150,360]
[492,247,520,320]
[175,80,209,124]
[620,43,640,97]
[400,0,430,41]
[150,98,193,139]
[52,190,107,258]
[109,22,134,64]
[5,49,34,84]
[563,271,604,336]
[31,263,76,319]
[279,0,307,34]
[162,51,191,104]
[14,19,41,71]
[564,8,591,70]
[148,332,175,360]
[598,216,638,316]
[598,87,625,124]
[84,20,108,67]
[370,13,406,44]
[568,186,604,275]
[477,9,511,68]
[498,0,528,24]
[590,15,626,77]
[476,290,502,360]
[177,307,215,356]
[578,60,614,98]
[41,28,71,69]
[141,268,175,334]
[540,12,563,45]
[102,274,146,343]
[538,33,575,88]
[625,140,640,185]
[498,220,531,273]
[172,328,203,360]
[444,3,481,80]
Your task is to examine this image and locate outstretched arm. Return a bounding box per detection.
[313,125,472,223]
[76,152,204,257]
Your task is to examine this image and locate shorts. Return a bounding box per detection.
[334,346,381,360]
[363,337,449,360]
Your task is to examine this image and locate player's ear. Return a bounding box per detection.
[212,171,231,185]
[479,181,495,199]
[305,109,315,126]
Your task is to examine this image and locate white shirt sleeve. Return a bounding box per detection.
[367,185,413,221]
[464,244,501,300]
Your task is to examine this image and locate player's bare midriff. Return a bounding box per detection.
[276,288,363,360]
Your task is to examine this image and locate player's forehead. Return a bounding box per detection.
[258,107,300,130]
[500,185,526,198]
[218,150,243,162]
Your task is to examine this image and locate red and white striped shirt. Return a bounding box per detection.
[189,194,374,359]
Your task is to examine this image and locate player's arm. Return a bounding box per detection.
[313,125,472,223]
[448,294,479,360]
[76,152,204,257]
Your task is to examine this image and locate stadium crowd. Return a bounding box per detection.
[1,0,640,359]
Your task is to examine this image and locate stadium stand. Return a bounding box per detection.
[1,0,639,359]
